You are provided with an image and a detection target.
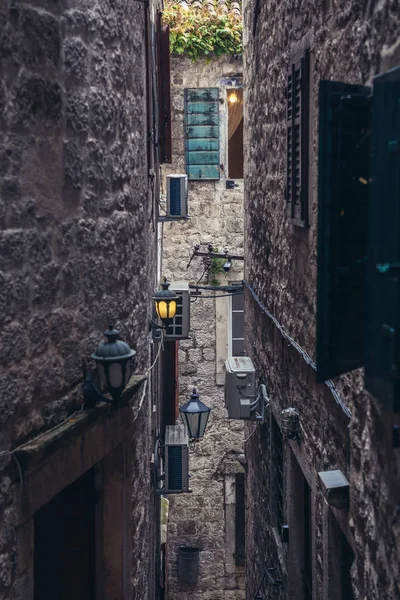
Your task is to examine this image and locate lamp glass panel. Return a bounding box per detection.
[107,362,124,390]
[198,410,210,437]
[184,412,201,438]
[97,363,107,387]
[168,300,177,319]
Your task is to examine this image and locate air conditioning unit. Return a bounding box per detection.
[164,425,189,493]
[164,281,190,340]
[166,174,188,218]
[224,356,257,420]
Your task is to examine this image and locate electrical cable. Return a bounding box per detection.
[243,279,352,419]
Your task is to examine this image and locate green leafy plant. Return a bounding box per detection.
[163,2,242,59]
[209,251,226,286]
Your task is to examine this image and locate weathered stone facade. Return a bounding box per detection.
[0,1,161,598]
[162,54,246,600]
[243,1,400,599]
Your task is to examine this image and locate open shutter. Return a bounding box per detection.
[184,88,220,180]
[365,67,400,411]
[157,13,172,163]
[286,50,310,227]
[316,80,371,382]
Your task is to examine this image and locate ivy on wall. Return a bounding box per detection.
[163,2,243,59]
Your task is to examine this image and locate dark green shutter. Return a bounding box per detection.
[365,67,400,411]
[316,80,371,382]
[185,88,220,180]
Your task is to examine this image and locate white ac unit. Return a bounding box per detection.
[224,356,257,420]
[164,281,190,340]
[164,424,189,493]
[166,174,188,218]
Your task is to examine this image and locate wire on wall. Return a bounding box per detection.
[242,280,352,419]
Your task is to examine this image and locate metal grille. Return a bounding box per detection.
[272,416,283,536]
[254,567,282,600]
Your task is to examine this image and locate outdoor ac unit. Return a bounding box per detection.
[164,281,190,340]
[164,425,189,493]
[224,356,257,420]
[166,174,188,218]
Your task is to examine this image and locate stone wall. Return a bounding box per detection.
[243,1,400,599]
[0,1,159,598]
[162,55,246,600]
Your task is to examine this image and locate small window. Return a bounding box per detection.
[227,88,244,179]
[271,415,283,537]
[286,48,310,227]
[157,13,172,164]
[229,288,244,356]
[184,88,220,180]
[235,473,245,566]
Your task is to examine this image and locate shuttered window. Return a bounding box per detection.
[234,473,245,567]
[184,88,220,180]
[316,81,371,382]
[157,14,172,163]
[365,66,400,411]
[230,287,244,356]
[286,49,310,227]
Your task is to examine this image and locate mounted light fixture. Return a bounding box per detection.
[228,91,238,104]
[179,388,211,439]
[153,278,178,328]
[83,325,136,405]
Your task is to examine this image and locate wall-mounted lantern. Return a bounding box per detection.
[281,408,300,440]
[83,325,136,405]
[153,278,178,329]
[179,388,211,439]
[318,470,350,510]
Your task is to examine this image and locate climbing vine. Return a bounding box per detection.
[163,2,242,60]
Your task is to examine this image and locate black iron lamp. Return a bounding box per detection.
[179,388,211,439]
[153,278,178,328]
[89,325,136,402]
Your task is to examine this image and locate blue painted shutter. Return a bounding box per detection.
[185,88,220,180]
[316,80,371,382]
[365,67,400,411]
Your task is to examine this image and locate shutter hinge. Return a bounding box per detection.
[376,262,400,273]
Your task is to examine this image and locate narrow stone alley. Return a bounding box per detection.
[0,1,399,600]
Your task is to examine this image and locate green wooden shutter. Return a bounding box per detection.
[184,88,220,180]
[316,80,371,382]
[365,67,400,411]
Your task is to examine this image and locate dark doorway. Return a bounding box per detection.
[227,88,244,179]
[34,468,96,600]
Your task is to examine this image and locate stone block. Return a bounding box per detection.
[18,7,60,70]
[66,90,90,135]
[63,141,84,190]
[63,37,88,82]
[10,74,63,131]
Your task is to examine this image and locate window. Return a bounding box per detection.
[157,14,172,164]
[316,65,400,410]
[234,473,245,566]
[365,66,400,411]
[229,288,244,356]
[227,88,244,179]
[316,81,371,382]
[303,479,313,600]
[286,48,310,227]
[184,88,220,180]
[271,415,284,538]
[327,511,355,600]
